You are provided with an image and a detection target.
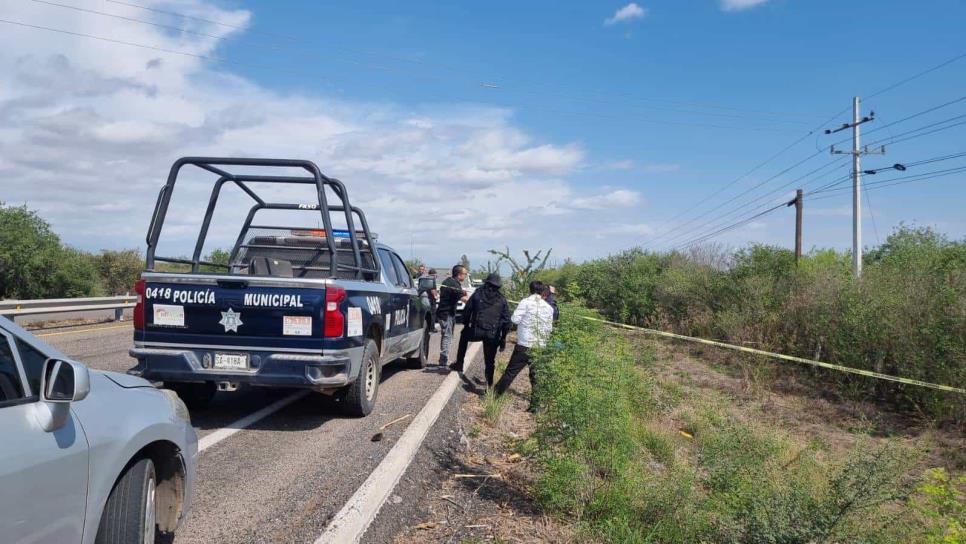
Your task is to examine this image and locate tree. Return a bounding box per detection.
[488,247,552,298]
[404,257,425,277]
[92,249,143,295]
[460,254,471,271]
[0,203,99,299]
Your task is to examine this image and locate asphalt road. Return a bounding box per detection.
[39,322,466,543]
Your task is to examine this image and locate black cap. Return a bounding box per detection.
[484,273,502,288]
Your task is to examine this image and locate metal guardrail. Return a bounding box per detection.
[0,296,136,321]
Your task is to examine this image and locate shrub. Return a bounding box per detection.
[531,305,923,543]
[547,226,966,421]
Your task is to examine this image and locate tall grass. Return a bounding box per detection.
[537,226,966,421]
[529,307,953,543]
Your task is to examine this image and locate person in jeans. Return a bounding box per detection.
[451,273,511,387]
[437,265,468,366]
[494,280,554,410]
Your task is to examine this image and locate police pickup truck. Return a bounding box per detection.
[129,158,431,416]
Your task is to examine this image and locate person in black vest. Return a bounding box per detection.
[437,265,468,366]
[450,273,511,388]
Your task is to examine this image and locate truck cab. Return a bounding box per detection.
[129,157,431,416]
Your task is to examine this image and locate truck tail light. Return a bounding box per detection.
[133,279,146,330]
[323,286,347,338]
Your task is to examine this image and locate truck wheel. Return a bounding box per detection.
[342,339,379,417]
[95,458,158,544]
[406,319,431,369]
[165,381,216,410]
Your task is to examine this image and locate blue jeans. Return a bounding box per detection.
[438,315,455,364]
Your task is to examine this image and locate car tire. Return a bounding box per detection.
[95,458,158,544]
[405,318,431,369]
[165,381,216,410]
[342,339,379,417]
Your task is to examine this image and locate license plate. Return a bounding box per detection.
[213,353,249,370]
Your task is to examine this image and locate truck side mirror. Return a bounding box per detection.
[417,277,436,292]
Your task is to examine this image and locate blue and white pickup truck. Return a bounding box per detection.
[129,157,431,416]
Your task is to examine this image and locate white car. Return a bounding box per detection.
[0,316,197,544]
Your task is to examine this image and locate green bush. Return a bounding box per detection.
[531,306,924,543]
[0,203,100,299]
[91,249,143,295]
[547,226,966,421]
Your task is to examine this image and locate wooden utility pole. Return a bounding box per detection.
[794,188,803,262]
[787,189,804,263]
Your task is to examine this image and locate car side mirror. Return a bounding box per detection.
[417,277,436,292]
[42,358,90,403]
[33,359,90,433]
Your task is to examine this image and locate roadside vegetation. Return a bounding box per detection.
[526,306,965,543]
[536,225,966,422]
[0,202,230,299]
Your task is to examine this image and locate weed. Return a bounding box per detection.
[530,305,935,544]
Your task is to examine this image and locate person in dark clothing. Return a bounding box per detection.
[451,273,511,387]
[437,265,468,365]
[546,285,560,322]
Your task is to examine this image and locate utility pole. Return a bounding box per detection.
[786,189,803,263]
[826,96,882,277]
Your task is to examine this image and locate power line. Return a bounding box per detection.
[649,153,844,249]
[808,151,966,195]
[674,202,789,250]
[866,52,966,99]
[657,162,850,251]
[643,54,966,250]
[670,95,966,252]
[806,165,966,202]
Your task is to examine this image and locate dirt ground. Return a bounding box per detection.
[640,334,966,472]
[392,331,965,543]
[391,341,577,544]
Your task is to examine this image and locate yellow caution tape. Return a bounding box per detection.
[579,315,966,395]
[506,298,964,394]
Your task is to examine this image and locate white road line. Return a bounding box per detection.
[316,342,483,544]
[198,391,311,453]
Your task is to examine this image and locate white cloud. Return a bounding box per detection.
[0,0,646,264]
[604,3,647,26]
[570,189,642,210]
[720,0,771,12]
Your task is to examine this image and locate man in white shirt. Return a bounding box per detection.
[494,280,555,410]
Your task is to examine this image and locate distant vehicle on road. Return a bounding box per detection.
[130,158,431,416]
[0,315,197,544]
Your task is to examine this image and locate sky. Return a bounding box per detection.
[1,0,965,268]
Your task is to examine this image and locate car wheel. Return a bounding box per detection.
[406,319,431,369]
[95,458,158,544]
[342,339,379,417]
[165,381,216,410]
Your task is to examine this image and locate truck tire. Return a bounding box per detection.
[95,458,158,544]
[165,381,216,410]
[342,339,379,417]
[405,318,431,369]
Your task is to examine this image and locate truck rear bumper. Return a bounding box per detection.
[128,345,353,389]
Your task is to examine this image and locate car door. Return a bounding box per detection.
[0,329,89,544]
[376,248,405,358]
[389,252,422,356]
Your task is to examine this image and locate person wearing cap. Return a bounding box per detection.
[494,280,554,411]
[451,272,511,388]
